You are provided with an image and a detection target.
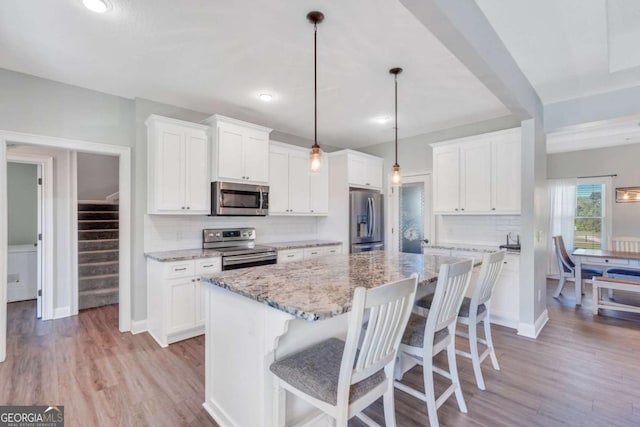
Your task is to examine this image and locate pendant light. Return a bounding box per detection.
[390,67,403,186]
[307,11,324,173]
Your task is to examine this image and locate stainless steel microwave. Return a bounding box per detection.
[211,181,269,216]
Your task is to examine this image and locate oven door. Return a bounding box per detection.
[212,181,269,216]
[222,252,277,270]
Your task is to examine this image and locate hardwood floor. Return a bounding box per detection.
[2,280,640,426]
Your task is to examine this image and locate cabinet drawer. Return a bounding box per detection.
[304,247,325,258]
[165,261,195,278]
[196,257,222,275]
[324,245,342,256]
[585,257,629,266]
[278,249,304,264]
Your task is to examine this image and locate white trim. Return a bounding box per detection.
[0,130,132,356]
[6,152,54,321]
[517,309,549,339]
[70,152,79,316]
[105,191,120,203]
[145,114,210,131]
[490,313,518,330]
[130,319,148,335]
[430,127,521,148]
[204,114,272,132]
[53,306,71,319]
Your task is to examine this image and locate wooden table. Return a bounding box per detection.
[572,248,640,305]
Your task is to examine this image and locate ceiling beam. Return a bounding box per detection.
[399,0,543,121]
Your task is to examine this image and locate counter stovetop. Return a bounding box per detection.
[202,251,468,321]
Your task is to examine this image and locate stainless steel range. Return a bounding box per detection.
[203,228,276,271]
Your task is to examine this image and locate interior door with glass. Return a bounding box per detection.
[396,174,432,254]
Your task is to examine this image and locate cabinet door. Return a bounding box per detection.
[288,152,311,214]
[432,146,460,213]
[184,130,209,214]
[268,149,290,214]
[277,249,304,263]
[155,126,185,212]
[492,137,521,213]
[217,124,245,181]
[460,141,492,213]
[366,159,383,189]
[243,130,269,184]
[348,155,367,186]
[309,157,329,214]
[166,277,197,334]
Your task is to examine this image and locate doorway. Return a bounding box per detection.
[390,174,433,253]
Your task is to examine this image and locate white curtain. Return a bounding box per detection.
[547,179,576,276]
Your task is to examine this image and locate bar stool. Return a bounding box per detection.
[394,259,474,427]
[270,274,418,426]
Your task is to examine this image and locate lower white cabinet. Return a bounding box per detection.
[278,245,342,264]
[147,257,221,347]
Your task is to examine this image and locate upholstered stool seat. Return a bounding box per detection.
[401,313,449,347]
[416,294,486,318]
[270,338,385,406]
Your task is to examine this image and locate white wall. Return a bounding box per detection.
[77,153,119,200]
[437,215,520,246]
[7,162,37,245]
[8,146,73,313]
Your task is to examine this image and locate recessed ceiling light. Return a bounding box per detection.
[259,93,273,102]
[373,116,391,124]
[82,0,111,13]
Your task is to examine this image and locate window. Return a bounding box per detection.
[574,182,606,249]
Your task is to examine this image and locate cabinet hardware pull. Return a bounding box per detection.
[202,264,214,268]
[191,279,195,282]
[174,267,187,271]
[461,208,465,211]
[186,206,190,210]
[246,176,249,180]
[181,207,185,210]
[492,208,496,211]
[455,208,459,211]
[287,254,295,258]
[197,278,201,281]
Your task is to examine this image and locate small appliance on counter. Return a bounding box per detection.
[499,232,521,251]
[203,228,276,270]
[349,190,384,253]
[211,181,268,216]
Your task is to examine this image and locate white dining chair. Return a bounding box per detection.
[270,274,418,426]
[394,259,474,427]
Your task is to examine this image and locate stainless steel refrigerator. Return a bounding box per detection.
[350,190,384,253]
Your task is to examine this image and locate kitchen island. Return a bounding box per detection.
[201,251,461,427]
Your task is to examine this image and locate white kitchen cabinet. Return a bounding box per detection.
[207,114,272,185]
[269,142,328,216]
[146,115,210,215]
[277,244,342,264]
[348,151,383,189]
[147,256,222,347]
[432,128,521,215]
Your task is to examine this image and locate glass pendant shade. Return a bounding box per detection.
[391,164,401,186]
[310,145,322,173]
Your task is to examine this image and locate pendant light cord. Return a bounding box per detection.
[394,73,398,166]
[313,22,318,148]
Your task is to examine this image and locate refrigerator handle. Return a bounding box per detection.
[370,198,376,238]
[367,198,373,237]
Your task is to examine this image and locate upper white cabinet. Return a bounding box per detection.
[146,115,210,215]
[206,115,272,185]
[348,151,383,189]
[432,128,521,215]
[269,142,328,215]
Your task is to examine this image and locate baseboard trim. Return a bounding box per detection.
[53,306,71,319]
[517,309,549,339]
[130,319,147,335]
[203,400,236,427]
[490,313,518,330]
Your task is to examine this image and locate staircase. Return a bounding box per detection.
[78,202,119,310]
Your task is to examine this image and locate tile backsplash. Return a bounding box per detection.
[436,215,521,247]
[145,215,319,252]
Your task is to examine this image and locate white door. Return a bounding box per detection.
[36,165,43,318]
[460,141,492,213]
[288,152,311,214]
[242,130,269,184]
[432,146,460,213]
[184,130,209,214]
[393,174,432,254]
[268,149,290,214]
[309,157,329,214]
[492,137,521,213]
[217,124,245,181]
[156,127,185,211]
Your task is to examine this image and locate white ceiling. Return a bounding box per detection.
[547,115,640,153]
[0,0,511,149]
[475,0,640,104]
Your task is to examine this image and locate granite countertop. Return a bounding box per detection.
[265,240,343,250]
[145,248,222,262]
[202,251,468,321]
[424,243,520,254]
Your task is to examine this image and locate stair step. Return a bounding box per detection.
[78,220,119,230]
[79,239,119,252]
[78,211,119,220]
[79,274,119,291]
[79,250,119,264]
[79,230,119,240]
[79,287,119,310]
[79,261,119,277]
[78,203,118,212]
